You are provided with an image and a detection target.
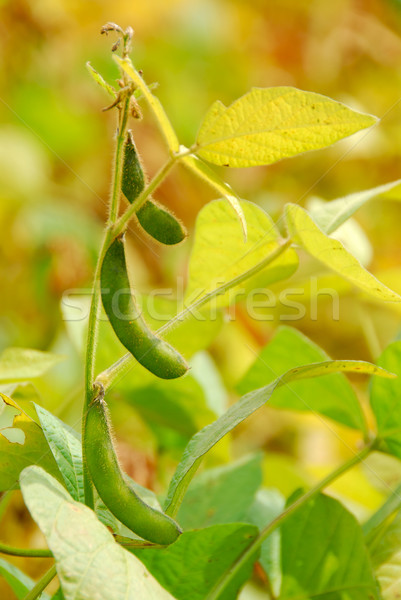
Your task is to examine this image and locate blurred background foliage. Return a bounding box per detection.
[2,0,401,595]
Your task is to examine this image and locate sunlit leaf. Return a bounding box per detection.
[114,56,180,153]
[185,199,298,308]
[285,203,401,303]
[195,87,376,167]
[20,466,176,600]
[0,348,64,383]
[371,510,401,599]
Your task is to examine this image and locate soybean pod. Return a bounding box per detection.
[101,235,188,379]
[85,386,182,545]
[122,131,187,245]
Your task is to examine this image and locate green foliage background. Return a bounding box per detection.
[1,0,401,596]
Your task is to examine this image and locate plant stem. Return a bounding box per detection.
[0,542,52,558]
[82,83,132,510]
[22,564,57,600]
[206,442,373,600]
[112,153,178,238]
[96,238,293,391]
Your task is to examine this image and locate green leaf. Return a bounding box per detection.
[114,56,180,153]
[195,87,376,168]
[370,341,401,459]
[86,62,116,98]
[0,395,25,444]
[131,523,259,600]
[124,376,216,438]
[164,359,392,516]
[180,152,247,238]
[371,510,401,599]
[309,179,401,234]
[0,557,50,600]
[19,466,176,600]
[363,481,401,545]
[177,454,263,529]
[237,326,368,433]
[280,493,379,599]
[0,348,64,383]
[0,394,61,491]
[285,203,401,303]
[246,489,285,597]
[34,404,84,503]
[185,199,298,308]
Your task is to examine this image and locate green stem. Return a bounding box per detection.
[83,79,132,509]
[22,564,57,600]
[0,542,52,558]
[112,153,178,238]
[96,238,292,391]
[206,443,373,600]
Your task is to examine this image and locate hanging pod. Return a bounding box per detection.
[101,235,188,379]
[122,131,187,245]
[85,389,182,545]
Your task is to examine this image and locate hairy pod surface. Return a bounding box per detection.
[85,393,182,545]
[101,236,188,379]
[122,131,187,245]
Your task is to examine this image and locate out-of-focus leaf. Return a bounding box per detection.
[237,326,368,433]
[370,341,401,459]
[0,557,50,600]
[0,394,61,490]
[185,199,298,307]
[309,179,401,234]
[190,351,227,417]
[19,466,176,600]
[195,87,376,167]
[0,348,64,383]
[280,493,379,599]
[165,359,391,516]
[285,203,401,303]
[371,510,401,599]
[131,523,259,600]
[246,489,285,597]
[177,454,262,529]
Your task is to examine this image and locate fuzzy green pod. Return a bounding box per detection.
[122,131,187,245]
[101,235,188,379]
[85,389,182,545]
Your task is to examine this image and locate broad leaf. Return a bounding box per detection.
[285,203,401,303]
[0,394,61,491]
[35,403,84,503]
[237,326,367,433]
[19,466,176,600]
[177,454,262,529]
[0,557,50,600]
[0,394,25,443]
[185,199,298,308]
[131,523,259,600]
[371,510,401,599]
[115,56,180,153]
[363,481,401,546]
[0,348,64,383]
[309,179,401,234]
[370,341,401,459]
[280,493,379,599]
[180,152,247,238]
[195,87,376,168]
[246,489,285,597]
[165,360,392,515]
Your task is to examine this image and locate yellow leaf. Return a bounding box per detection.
[285,204,401,303]
[195,87,377,168]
